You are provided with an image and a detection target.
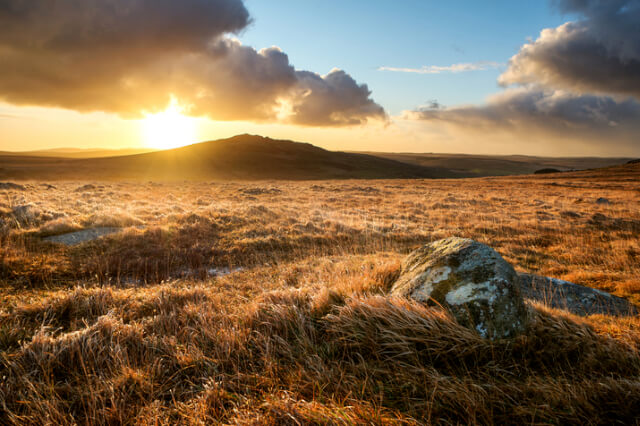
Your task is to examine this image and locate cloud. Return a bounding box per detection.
[0,0,384,126]
[379,61,502,74]
[291,69,387,126]
[404,0,640,154]
[406,87,640,152]
[421,100,445,110]
[0,0,250,53]
[499,0,640,98]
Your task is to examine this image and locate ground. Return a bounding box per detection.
[1,168,639,424]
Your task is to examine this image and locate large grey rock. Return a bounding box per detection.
[392,237,529,339]
[519,273,638,317]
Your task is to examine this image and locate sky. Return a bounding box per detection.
[0,0,638,156]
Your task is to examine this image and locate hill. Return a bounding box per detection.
[0,135,633,181]
[362,152,632,178]
[0,135,440,181]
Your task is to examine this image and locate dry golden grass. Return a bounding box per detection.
[1,168,639,424]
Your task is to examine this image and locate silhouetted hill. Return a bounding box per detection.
[0,135,440,181]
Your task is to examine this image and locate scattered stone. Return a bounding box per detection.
[43,227,120,246]
[596,197,611,205]
[391,237,530,340]
[207,266,243,277]
[0,182,25,190]
[519,274,638,317]
[173,266,243,280]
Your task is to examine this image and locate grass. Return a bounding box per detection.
[1,168,639,424]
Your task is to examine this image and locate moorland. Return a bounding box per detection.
[0,143,639,424]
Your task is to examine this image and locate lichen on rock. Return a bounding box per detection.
[391,237,530,339]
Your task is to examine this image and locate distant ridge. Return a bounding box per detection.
[1,135,633,181]
[0,134,440,181]
[361,152,633,178]
[0,147,156,159]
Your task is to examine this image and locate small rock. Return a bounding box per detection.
[391,237,530,339]
[596,197,611,205]
[43,227,121,246]
[0,182,25,190]
[519,274,638,317]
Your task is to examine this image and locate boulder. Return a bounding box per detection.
[391,237,529,339]
[596,197,611,205]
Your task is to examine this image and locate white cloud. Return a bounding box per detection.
[378,61,502,74]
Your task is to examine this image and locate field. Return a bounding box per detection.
[1,164,640,424]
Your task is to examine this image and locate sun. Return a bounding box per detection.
[141,103,198,150]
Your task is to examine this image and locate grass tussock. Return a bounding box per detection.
[1,173,640,423]
[1,282,639,424]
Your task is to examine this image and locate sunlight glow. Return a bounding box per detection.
[141,103,198,150]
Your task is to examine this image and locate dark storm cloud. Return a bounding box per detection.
[408,88,640,150]
[499,0,640,98]
[0,0,385,126]
[0,0,250,52]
